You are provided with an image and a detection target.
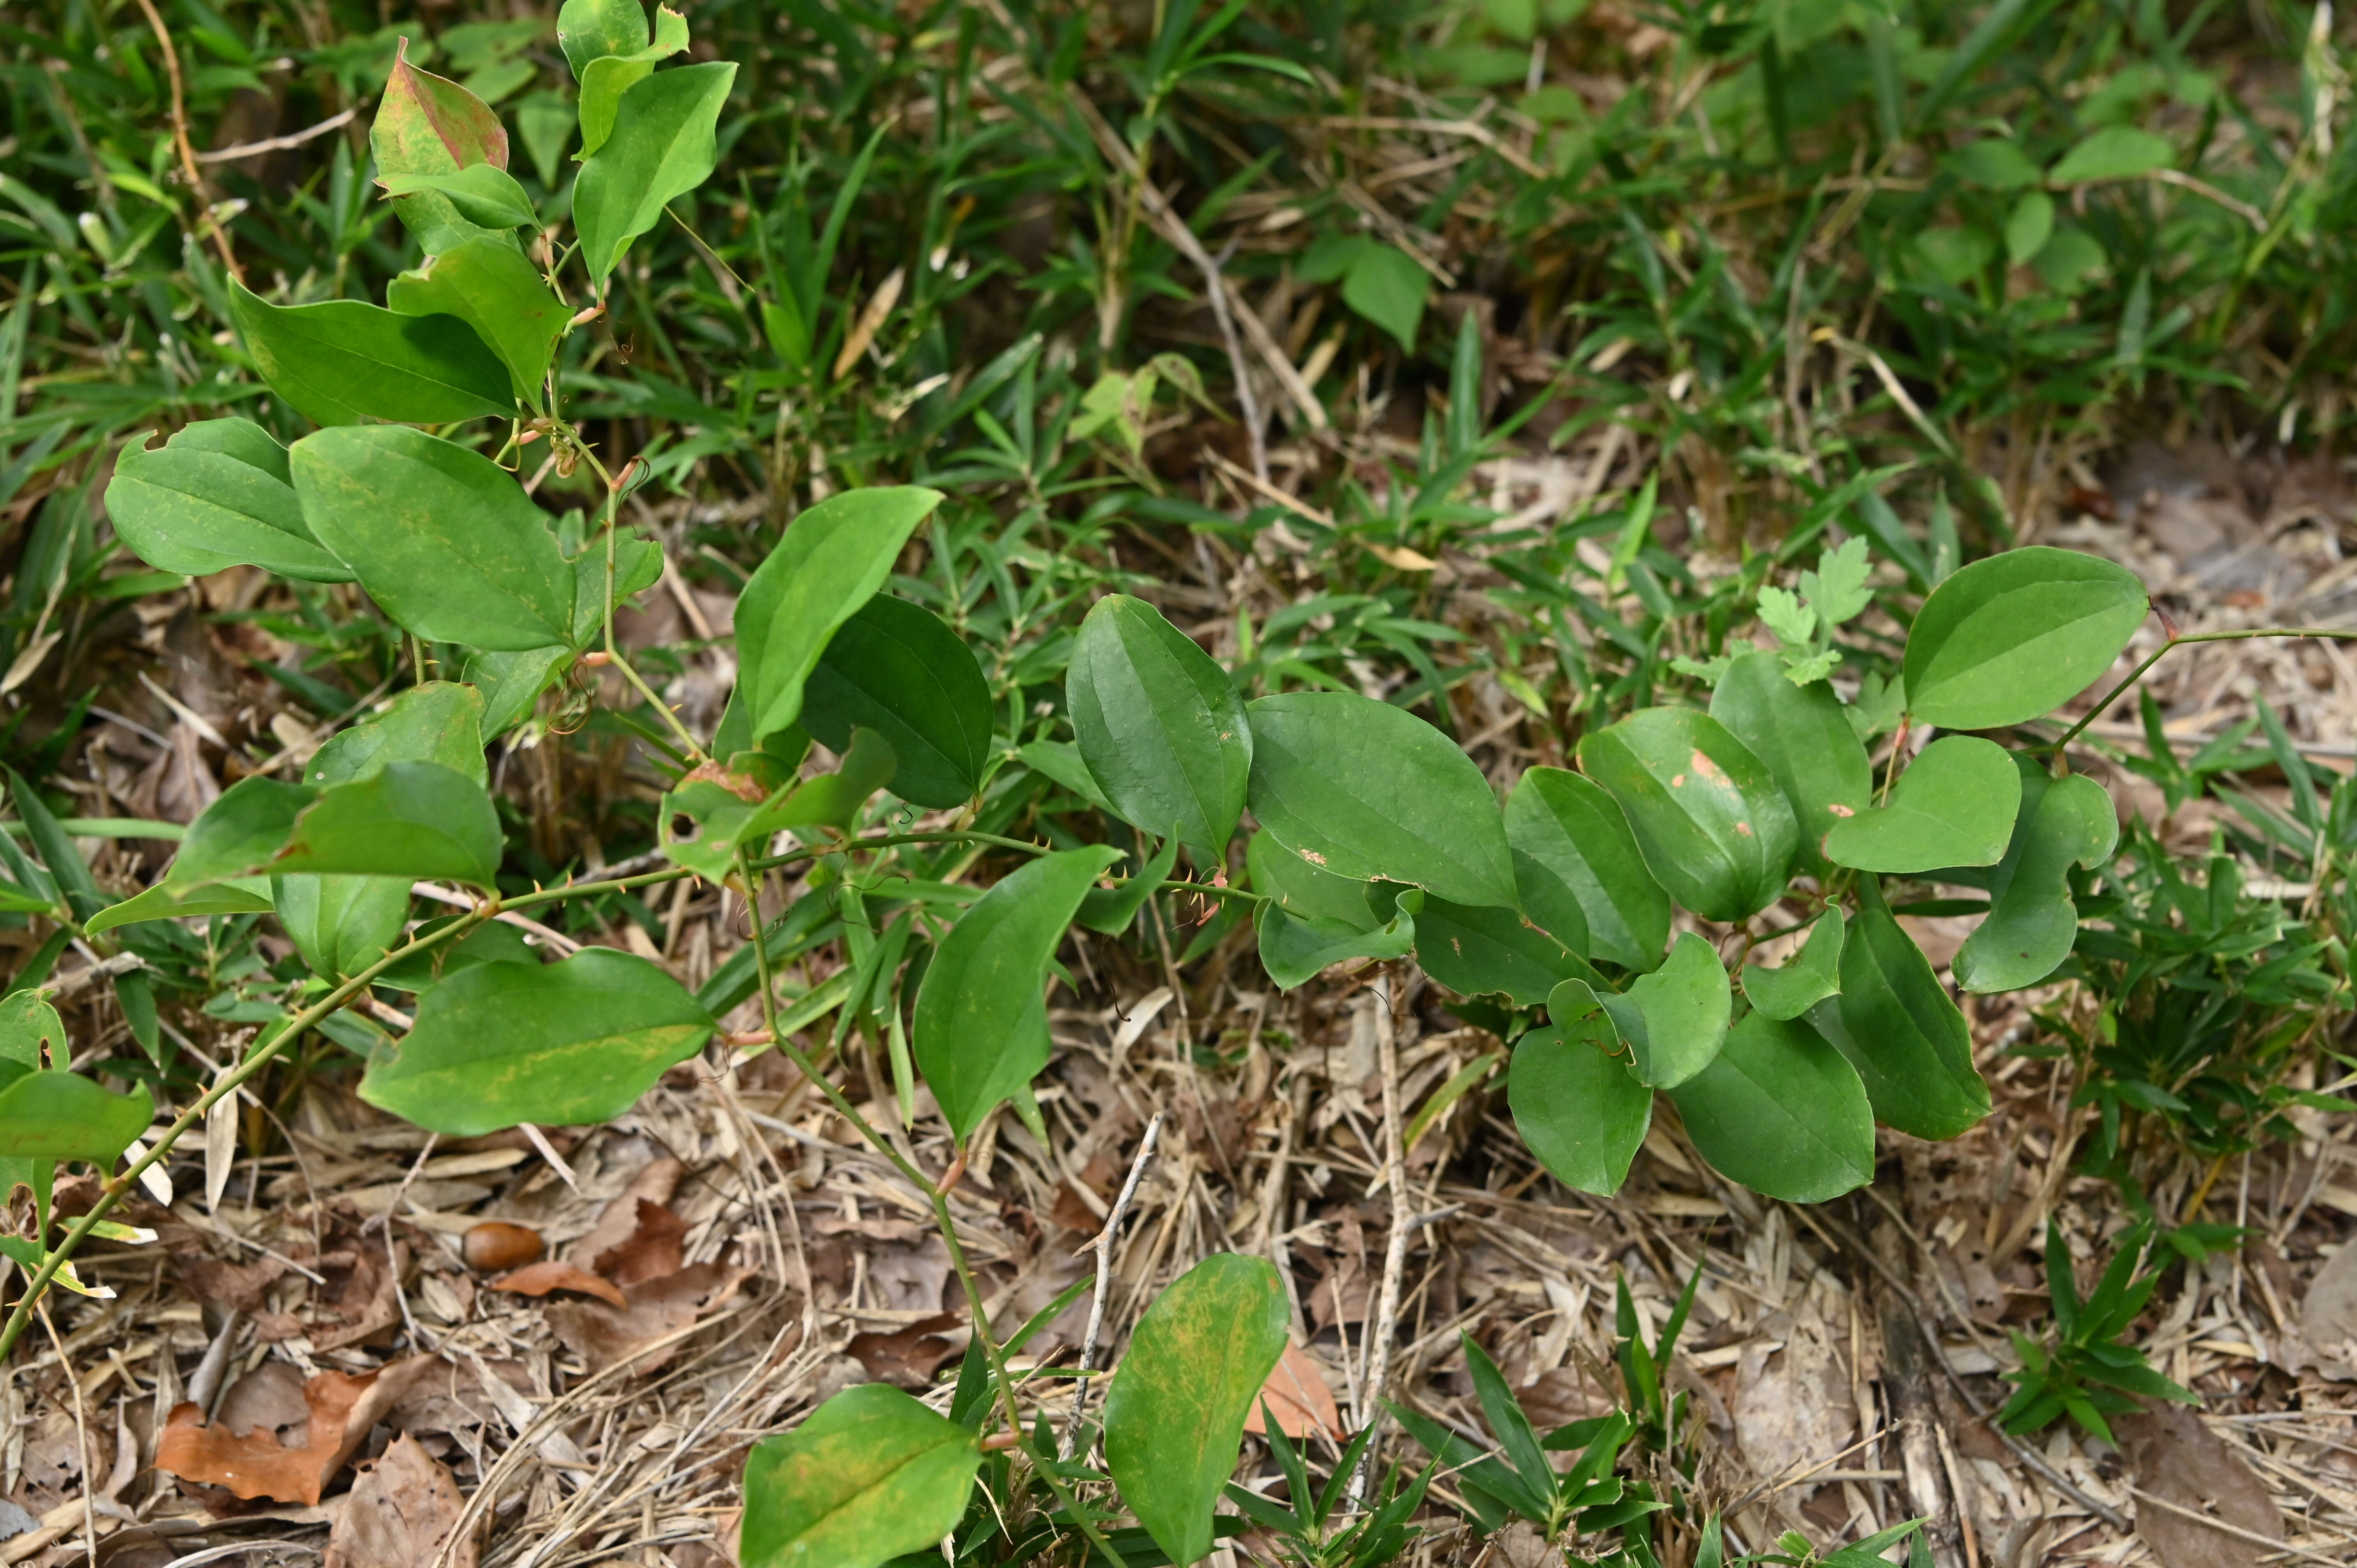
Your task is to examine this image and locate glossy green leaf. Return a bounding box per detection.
[360,948,714,1135]
[1667,1011,1875,1202]
[229,282,514,429]
[1504,766,1669,971]
[387,238,568,410]
[1577,707,1799,922]
[1709,650,1872,869]
[377,165,536,229]
[1103,1253,1288,1568]
[578,10,689,156]
[1247,828,1373,926]
[291,426,573,651]
[802,596,992,810]
[1246,691,1515,909]
[912,846,1122,1139]
[81,877,274,937]
[1253,900,1415,989]
[2049,125,2173,184]
[0,1060,153,1165]
[1075,833,1178,936]
[573,62,737,291]
[371,44,512,254]
[740,1383,981,1568]
[737,487,945,747]
[1507,1016,1651,1197]
[1823,736,2020,873]
[270,762,504,886]
[559,0,652,76]
[165,776,316,886]
[276,875,410,984]
[1412,885,1593,1008]
[1568,931,1730,1089]
[1342,243,1429,351]
[1955,770,2116,993]
[1068,594,1251,857]
[0,993,65,1220]
[1742,908,1845,1021]
[1901,547,2149,729]
[106,420,350,583]
[1809,879,1990,1139]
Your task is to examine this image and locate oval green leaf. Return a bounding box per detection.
[268,762,503,886]
[1413,888,1593,1008]
[574,62,737,292]
[305,682,488,789]
[1245,691,1515,909]
[106,420,351,583]
[1504,766,1670,972]
[0,1063,153,1165]
[740,1383,981,1568]
[1667,1011,1875,1203]
[912,845,1123,1139]
[387,237,568,411]
[1900,547,2149,730]
[1742,908,1845,1021]
[1709,650,1873,870]
[737,487,945,748]
[559,0,653,77]
[1068,594,1251,857]
[167,776,316,886]
[291,426,573,651]
[1822,736,2021,874]
[801,595,993,810]
[1103,1253,1288,1568]
[228,281,513,429]
[2049,125,2173,184]
[360,947,715,1135]
[277,875,410,984]
[1809,878,1990,1139]
[1580,930,1730,1089]
[1576,707,1799,923]
[1507,1015,1650,1197]
[1955,770,2116,994]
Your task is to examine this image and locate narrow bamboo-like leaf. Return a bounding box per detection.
[1901,547,2149,729]
[737,487,945,747]
[290,426,573,651]
[1667,1011,1875,1202]
[573,62,737,291]
[1742,909,1845,1021]
[229,282,514,428]
[1810,879,1991,1138]
[81,877,274,937]
[1577,707,1799,922]
[387,238,567,410]
[739,1383,981,1568]
[377,165,536,229]
[371,43,512,254]
[1505,766,1670,971]
[1823,736,2020,873]
[912,846,1122,1139]
[801,596,993,810]
[1508,1016,1651,1196]
[1571,931,1730,1089]
[106,420,351,583]
[360,948,715,1135]
[1246,691,1515,909]
[1068,594,1251,857]
[1103,1254,1289,1568]
[1709,650,1873,869]
[270,762,504,886]
[1955,769,2116,993]
[0,1061,153,1165]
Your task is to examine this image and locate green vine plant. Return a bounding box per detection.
[9,9,2357,1568]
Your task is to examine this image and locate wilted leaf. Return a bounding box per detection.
[325,1434,476,1568]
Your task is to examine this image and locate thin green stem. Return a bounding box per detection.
[2041,627,2357,757]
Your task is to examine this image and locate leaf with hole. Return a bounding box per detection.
[802,596,992,810]
[1577,707,1798,922]
[229,283,514,429]
[1901,547,2149,730]
[106,420,350,583]
[360,948,714,1135]
[1508,1015,1650,1197]
[739,1383,981,1568]
[1955,770,2117,993]
[737,487,945,749]
[387,238,567,410]
[1246,692,1515,909]
[660,729,897,882]
[1809,879,1990,1139]
[1103,1253,1289,1568]
[291,426,573,651]
[1504,767,1669,971]
[573,62,737,291]
[1742,909,1845,1021]
[912,845,1122,1139]
[1667,1011,1875,1202]
[1709,650,1872,871]
[1069,594,1251,857]
[1823,736,2020,873]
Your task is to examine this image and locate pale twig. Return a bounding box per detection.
[129,0,242,281]
[195,107,358,163]
[37,1301,102,1568]
[519,1123,583,1194]
[1355,971,1415,1500]
[1065,1111,1166,1457]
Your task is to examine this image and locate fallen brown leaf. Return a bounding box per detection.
[848,1311,963,1387]
[567,1158,682,1269]
[490,1260,628,1308]
[545,1261,749,1376]
[2119,1402,2283,1568]
[325,1434,475,1568]
[155,1357,438,1506]
[591,1197,687,1285]
[1243,1343,1343,1441]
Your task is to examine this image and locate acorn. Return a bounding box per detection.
[461,1220,544,1271]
